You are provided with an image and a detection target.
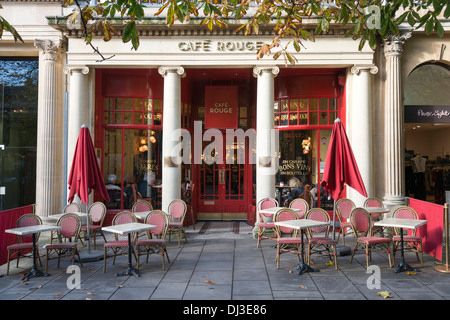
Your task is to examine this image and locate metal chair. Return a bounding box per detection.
[273,208,303,269]
[335,198,355,245]
[79,202,107,249]
[392,206,423,266]
[305,208,338,270]
[167,199,188,247]
[136,210,170,270]
[256,197,278,248]
[6,214,43,275]
[50,202,83,244]
[45,213,83,273]
[103,211,137,272]
[349,207,392,269]
[132,199,153,213]
[289,198,309,219]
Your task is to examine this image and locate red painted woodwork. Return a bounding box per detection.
[0,205,34,265]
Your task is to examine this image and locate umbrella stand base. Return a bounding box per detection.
[76,250,104,262]
[336,245,351,257]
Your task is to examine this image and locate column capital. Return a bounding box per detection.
[158,66,186,78]
[253,66,280,78]
[351,64,379,75]
[63,66,89,75]
[34,38,66,62]
[383,32,412,57]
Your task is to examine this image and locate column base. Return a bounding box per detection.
[383,196,406,213]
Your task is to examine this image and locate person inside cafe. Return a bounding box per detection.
[284,177,304,206]
[105,174,122,209]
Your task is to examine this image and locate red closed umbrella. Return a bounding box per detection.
[68,124,109,256]
[321,118,367,238]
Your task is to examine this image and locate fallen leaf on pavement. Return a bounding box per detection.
[299,285,308,290]
[204,280,216,285]
[87,292,96,295]
[325,260,334,266]
[377,291,392,299]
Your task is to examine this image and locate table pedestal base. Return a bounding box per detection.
[394,261,420,274]
[21,267,50,281]
[294,263,319,275]
[116,266,140,277]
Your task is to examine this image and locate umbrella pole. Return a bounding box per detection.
[86,200,91,254]
[332,199,336,241]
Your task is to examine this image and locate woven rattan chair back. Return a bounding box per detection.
[289,198,309,218]
[305,208,331,237]
[258,197,278,220]
[16,214,42,243]
[168,199,187,222]
[335,198,355,221]
[88,202,107,225]
[64,202,82,213]
[112,211,137,241]
[392,206,419,236]
[145,210,169,239]
[363,197,383,208]
[57,213,82,241]
[349,208,372,238]
[132,199,153,213]
[273,208,300,237]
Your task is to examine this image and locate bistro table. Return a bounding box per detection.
[5,225,61,280]
[259,207,303,217]
[374,218,427,273]
[274,219,330,275]
[42,212,87,225]
[132,211,152,221]
[102,222,156,277]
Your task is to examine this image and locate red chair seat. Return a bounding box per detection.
[136,239,166,246]
[341,221,351,228]
[81,224,101,232]
[357,237,391,245]
[309,237,337,245]
[7,243,34,250]
[104,240,129,248]
[259,222,275,228]
[168,222,182,228]
[45,242,78,250]
[393,235,422,242]
[277,237,302,244]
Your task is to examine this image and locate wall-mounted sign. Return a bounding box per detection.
[405,105,450,123]
[205,86,239,129]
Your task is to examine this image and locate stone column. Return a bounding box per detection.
[34,39,66,217]
[64,66,90,208]
[383,32,411,209]
[158,66,185,213]
[349,65,378,206]
[253,66,279,221]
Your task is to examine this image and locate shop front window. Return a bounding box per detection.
[103,97,164,210]
[0,58,38,210]
[275,96,337,211]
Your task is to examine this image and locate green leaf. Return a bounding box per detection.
[435,18,444,37]
[122,21,136,43]
[132,32,140,50]
[425,18,434,35]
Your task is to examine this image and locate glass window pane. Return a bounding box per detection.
[114,98,123,111]
[319,112,328,125]
[154,99,162,112]
[310,112,317,125]
[144,99,153,111]
[309,99,318,111]
[154,113,162,125]
[105,98,114,111]
[299,99,308,111]
[105,112,113,124]
[319,98,328,111]
[114,112,123,124]
[299,112,307,125]
[134,98,143,111]
[280,113,288,126]
[124,98,133,111]
[134,113,143,125]
[289,113,298,126]
[330,98,337,110]
[124,112,133,124]
[289,99,298,111]
[281,100,288,112]
[104,129,123,210]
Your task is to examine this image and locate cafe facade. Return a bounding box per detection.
[2,1,450,222]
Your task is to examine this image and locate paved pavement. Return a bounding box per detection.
[1,221,450,306]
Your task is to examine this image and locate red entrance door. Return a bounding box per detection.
[196,134,250,220]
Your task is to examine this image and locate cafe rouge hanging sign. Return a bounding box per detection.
[205,86,239,129]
